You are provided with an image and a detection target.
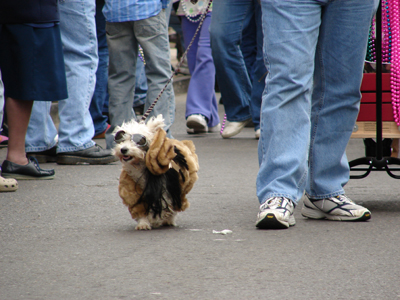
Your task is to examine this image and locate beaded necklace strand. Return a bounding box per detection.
[366,17,376,62]
[181,0,209,23]
[389,0,400,125]
[367,0,400,126]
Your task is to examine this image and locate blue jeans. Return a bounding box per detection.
[182,13,220,128]
[133,56,148,108]
[256,0,379,205]
[241,14,257,83]
[210,0,265,130]
[25,0,98,153]
[90,0,109,136]
[105,10,175,148]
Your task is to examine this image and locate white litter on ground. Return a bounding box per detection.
[212,229,233,235]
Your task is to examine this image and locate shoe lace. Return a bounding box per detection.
[267,197,283,205]
[94,144,105,151]
[318,195,355,213]
[28,156,42,170]
[332,195,354,205]
[261,197,289,210]
[28,156,39,166]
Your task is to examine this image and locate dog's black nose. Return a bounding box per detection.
[121,147,128,155]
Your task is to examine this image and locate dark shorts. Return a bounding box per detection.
[0,24,68,101]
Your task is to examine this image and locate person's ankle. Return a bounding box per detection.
[5,155,29,166]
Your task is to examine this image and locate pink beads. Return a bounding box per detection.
[367,1,400,125]
[389,0,400,126]
[220,114,227,134]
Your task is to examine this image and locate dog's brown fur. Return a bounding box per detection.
[114,115,198,229]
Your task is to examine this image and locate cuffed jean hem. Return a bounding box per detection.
[260,193,297,206]
[25,142,58,153]
[305,190,345,200]
[57,140,96,153]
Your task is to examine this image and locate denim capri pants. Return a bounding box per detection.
[0,23,68,101]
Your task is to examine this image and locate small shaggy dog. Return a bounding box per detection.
[113,115,199,230]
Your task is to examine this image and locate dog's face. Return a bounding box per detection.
[112,115,165,171]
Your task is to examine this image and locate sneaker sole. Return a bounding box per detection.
[187,126,221,134]
[57,155,118,165]
[187,128,208,134]
[301,206,371,221]
[2,173,54,180]
[256,213,295,229]
[186,120,208,133]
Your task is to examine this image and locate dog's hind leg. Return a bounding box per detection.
[135,217,152,230]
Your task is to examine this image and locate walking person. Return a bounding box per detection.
[25,0,117,165]
[0,0,68,180]
[103,0,175,149]
[177,0,220,134]
[210,0,266,139]
[255,0,378,229]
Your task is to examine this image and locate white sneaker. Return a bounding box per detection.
[186,114,208,134]
[221,118,252,138]
[301,195,371,221]
[256,197,296,229]
[208,123,221,133]
[255,129,260,139]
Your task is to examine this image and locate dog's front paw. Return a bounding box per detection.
[135,218,152,230]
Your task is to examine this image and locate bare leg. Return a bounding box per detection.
[5,97,33,165]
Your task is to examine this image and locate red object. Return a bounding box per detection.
[357,103,394,121]
[360,73,391,92]
[357,73,393,121]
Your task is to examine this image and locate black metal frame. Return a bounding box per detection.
[349,4,400,179]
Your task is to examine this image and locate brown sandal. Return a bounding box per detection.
[0,176,18,192]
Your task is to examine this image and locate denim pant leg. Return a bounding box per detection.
[134,57,148,107]
[57,0,97,152]
[209,0,253,122]
[249,3,266,131]
[25,101,58,151]
[182,14,220,128]
[305,0,379,198]
[105,21,137,149]
[257,0,378,205]
[241,14,256,82]
[257,1,322,205]
[90,0,109,136]
[136,11,175,135]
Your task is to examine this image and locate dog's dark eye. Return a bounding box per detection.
[114,130,126,143]
[132,134,147,146]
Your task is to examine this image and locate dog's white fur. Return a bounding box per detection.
[113,115,198,230]
[113,115,164,191]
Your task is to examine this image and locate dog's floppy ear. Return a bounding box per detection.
[146,114,165,133]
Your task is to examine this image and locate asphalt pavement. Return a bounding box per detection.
[1,91,400,300]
